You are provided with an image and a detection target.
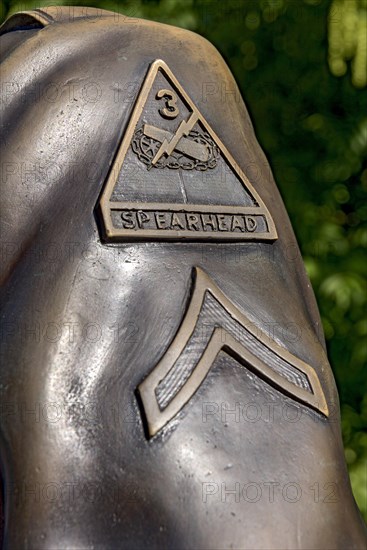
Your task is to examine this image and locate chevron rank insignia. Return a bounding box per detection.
[138,268,328,438]
[99,59,277,242]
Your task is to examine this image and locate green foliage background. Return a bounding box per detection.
[1,0,366,520]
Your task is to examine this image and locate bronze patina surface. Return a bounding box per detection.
[0,6,366,549]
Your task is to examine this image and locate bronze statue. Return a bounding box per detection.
[0,6,366,549]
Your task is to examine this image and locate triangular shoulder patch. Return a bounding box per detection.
[99,59,277,242]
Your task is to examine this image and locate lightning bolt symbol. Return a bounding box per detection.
[151,112,198,166]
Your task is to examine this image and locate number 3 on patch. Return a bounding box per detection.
[156,89,180,119]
